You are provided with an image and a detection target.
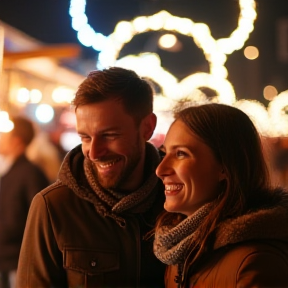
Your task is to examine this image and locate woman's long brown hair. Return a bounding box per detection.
[154,103,271,275]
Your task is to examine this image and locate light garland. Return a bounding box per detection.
[69,1,288,137]
[68,0,255,103]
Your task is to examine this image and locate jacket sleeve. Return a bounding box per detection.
[236,250,288,288]
[16,192,67,288]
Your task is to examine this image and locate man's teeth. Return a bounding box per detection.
[165,184,183,191]
[98,158,121,168]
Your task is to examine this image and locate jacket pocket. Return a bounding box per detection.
[63,247,120,288]
[64,247,119,274]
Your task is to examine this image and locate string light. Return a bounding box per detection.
[68,1,288,137]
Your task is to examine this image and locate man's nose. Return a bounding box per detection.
[88,138,107,160]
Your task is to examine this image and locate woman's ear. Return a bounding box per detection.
[219,169,227,181]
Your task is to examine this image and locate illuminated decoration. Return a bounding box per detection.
[17,87,30,103]
[69,1,288,137]
[16,88,43,104]
[158,34,177,49]
[244,45,259,60]
[30,89,42,103]
[0,111,14,133]
[263,85,278,101]
[116,53,236,104]
[267,90,288,137]
[69,0,256,98]
[97,5,256,75]
[52,86,75,104]
[35,104,55,123]
[234,99,271,136]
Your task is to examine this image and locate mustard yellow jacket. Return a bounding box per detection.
[165,189,288,288]
[165,239,288,288]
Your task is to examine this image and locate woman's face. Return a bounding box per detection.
[156,119,225,216]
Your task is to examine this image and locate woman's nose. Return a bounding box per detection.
[156,156,173,179]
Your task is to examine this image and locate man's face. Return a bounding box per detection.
[76,99,155,192]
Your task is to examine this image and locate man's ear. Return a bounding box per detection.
[141,113,157,141]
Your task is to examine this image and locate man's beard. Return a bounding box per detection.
[95,136,143,192]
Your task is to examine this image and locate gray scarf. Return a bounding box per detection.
[153,202,213,265]
[83,156,159,226]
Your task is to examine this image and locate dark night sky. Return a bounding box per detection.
[0,0,241,43]
[0,0,287,102]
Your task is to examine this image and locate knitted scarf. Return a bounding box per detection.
[83,157,159,226]
[153,202,214,265]
[59,143,160,227]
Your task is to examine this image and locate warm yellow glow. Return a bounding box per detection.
[114,21,134,43]
[132,17,149,33]
[30,89,42,103]
[234,99,270,136]
[0,26,4,76]
[71,0,257,115]
[115,53,236,104]
[268,90,288,136]
[153,95,175,112]
[17,88,30,103]
[96,0,257,106]
[0,111,14,133]
[244,46,259,59]
[52,86,75,104]
[263,85,278,101]
[73,1,288,136]
[158,34,177,49]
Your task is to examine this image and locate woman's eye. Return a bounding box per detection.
[159,149,166,159]
[176,150,187,158]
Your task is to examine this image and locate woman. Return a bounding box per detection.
[153,103,288,288]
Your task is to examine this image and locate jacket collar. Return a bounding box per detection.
[214,189,288,249]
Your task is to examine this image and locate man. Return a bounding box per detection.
[16,67,166,288]
[0,116,50,288]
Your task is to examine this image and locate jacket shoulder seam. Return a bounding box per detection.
[40,180,67,196]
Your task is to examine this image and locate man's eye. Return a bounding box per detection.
[79,135,90,142]
[104,134,118,140]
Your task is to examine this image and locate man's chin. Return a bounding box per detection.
[98,177,119,190]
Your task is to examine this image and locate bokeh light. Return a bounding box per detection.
[35,104,54,123]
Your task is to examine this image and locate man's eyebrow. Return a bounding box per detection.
[77,127,122,134]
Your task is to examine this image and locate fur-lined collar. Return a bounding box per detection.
[215,189,288,249]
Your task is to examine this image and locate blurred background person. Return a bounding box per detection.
[26,130,63,183]
[0,116,50,288]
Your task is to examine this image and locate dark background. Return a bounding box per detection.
[0,0,287,104]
